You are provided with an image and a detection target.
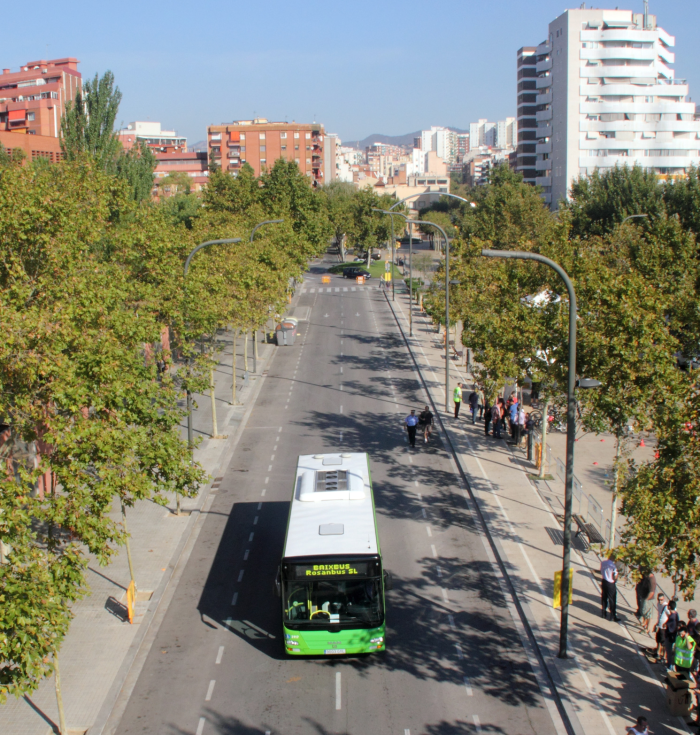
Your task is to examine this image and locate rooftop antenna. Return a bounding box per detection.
[643,0,649,29]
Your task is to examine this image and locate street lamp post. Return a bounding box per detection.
[249,220,284,373]
[480,249,578,659]
[183,238,242,456]
[373,209,409,306]
[620,214,649,226]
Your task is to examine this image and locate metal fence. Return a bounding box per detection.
[586,494,604,533]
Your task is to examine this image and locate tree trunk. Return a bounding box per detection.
[231,328,238,405]
[607,434,623,549]
[54,653,68,735]
[538,398,550,479]
[244,329,249,373]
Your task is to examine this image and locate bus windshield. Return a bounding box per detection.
[284,577,383,627]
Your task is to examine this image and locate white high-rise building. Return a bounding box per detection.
[420,126,458,164]
[469,118,516,150]
[528,6,700,207]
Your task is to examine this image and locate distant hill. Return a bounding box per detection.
[343,128,469,150]
[189,140,207,152]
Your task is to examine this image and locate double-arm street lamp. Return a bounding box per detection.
[481,248,599,659]
[372,208,408,302]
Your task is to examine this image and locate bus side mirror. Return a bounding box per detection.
[274,567,281,597]
[383,570,393,591]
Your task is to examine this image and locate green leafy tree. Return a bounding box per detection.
[60,71,122,169]
[115,140,156,202]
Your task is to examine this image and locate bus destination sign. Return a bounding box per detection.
[293,562,370,579]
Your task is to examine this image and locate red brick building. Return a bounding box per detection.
[153,151,209,197]
[207,118,327,185]
[0,57,81,139]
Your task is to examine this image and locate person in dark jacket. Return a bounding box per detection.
[468,389,478,425]
[484,400,492,435]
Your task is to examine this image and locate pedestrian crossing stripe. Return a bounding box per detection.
[351,287,356,291]
[309,288,315,293]
[335,288,340,292]
[343,287,348,292]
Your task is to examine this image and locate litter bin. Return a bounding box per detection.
[275,320,297,346]
[666,671,695,717]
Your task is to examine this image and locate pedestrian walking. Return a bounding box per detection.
[635,570,656,634]
[688,609,698,636]
[626,716,649,734]
[484,399,492,436]
[492,403,502,439]
[453,383,463,419]
[468,388,478,425]
[508,396,518,438]
[600,552,619,622]
[405,410,419,448]
[477,388,485,420]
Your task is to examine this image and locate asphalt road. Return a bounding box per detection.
[117,255,560,735]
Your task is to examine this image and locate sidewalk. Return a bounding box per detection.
[0,325,283,735]
[386,285,691,735]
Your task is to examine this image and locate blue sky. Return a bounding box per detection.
[5,0,700,145]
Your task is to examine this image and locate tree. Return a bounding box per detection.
[60,71,122,170]
[616,380,700,599]
[321,181,357,255]
[115,140,156,202]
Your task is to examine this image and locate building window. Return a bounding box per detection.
[295,158,300,163]
[281,132,287,139]
[294,132,300,139]
[259,133,266,140]
[27,112,35,121]
[305,133,311,139]
[240,133,246,141]
[240,146,246,153]
[260,145,266,152]
[295,145,299,150]
[306,159,311,164]
[260,158,266,164]
[210,132,221,140]
[281,145,287,151]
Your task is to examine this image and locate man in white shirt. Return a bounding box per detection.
[600,554,619,622]
[626,715,649,734]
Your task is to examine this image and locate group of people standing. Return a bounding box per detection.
[452,383,532,446]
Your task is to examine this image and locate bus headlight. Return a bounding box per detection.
[370,637,384,643]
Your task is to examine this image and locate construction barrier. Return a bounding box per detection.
[553,569,574,609]
[126,580,136,624]
[321,275,331,284]
[356,276,365,285]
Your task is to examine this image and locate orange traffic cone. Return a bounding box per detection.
[640,439,645,447]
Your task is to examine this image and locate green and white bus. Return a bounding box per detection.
[277,452,391,656]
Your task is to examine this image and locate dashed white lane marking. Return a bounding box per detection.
[270,454,275,461]
[437,566,442,578]
[340,384,343,391]
[244,549,249,561]
[265,477,269,484]
[441,588,449,602]
[340,405,343,413]
[237,570,245,582]
[448,614,456,630]
[414,479,418,486]
[404,730,410,735]
[421,508,427,519]
[278,427,282,432]
[339,431,343,442]
[335,671,342,710]
[231,592,238,605]
[267,464,272,471]
[426,526,432,537]
[196,717,206,735]
[205,679,216,701]
[257,502,262,510]
[340,352,343,357]
[216,646,224,664]
[249,532,254,542]
[431,544,437,558]
[472,715,482,733]
[261,488,266,496]
[455,643,463,660]
[464,676,473,696]
[408,455,413,464]
[253,515,259,525]
[340,367,343,374]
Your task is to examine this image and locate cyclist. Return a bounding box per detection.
[418,405,434,443]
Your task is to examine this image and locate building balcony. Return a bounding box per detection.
[536,176,551,187]
[580,154,700,169]
[579,81,688,97]
[536,142,552,155]
[536,76,552,89]
[312,159,323,168]
[580,101,696,116]
[580,29,671,45]
[580,119,700,134]
[535,158,552,171]
[536,108,553,122]
[537,91,552,105]
[227,150,241,158]
[580,47,660,62]
[536,42,551,55]
[536,58,552,73]
[537,124,552,138]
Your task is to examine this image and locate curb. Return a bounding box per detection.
[383,290,580,735]
[90,339,278,735]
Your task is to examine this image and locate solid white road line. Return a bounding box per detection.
[231,592,238,606]
[196,717,206,735]
[237,570,244,582]
[205,679,216,701]
[216,646,224,664]
[335,672,342,710]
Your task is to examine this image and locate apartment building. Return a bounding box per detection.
[0,57,81,138]
[207,118,330,185]
[366,142,411,178]
[469,118,517,150]
[516,47,539,184]
[153,151,209,196]
[118,121,187,153]
[527,6,700,206]
[420,126,458,165]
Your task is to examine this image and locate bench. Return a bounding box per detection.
[573,514,605,545]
